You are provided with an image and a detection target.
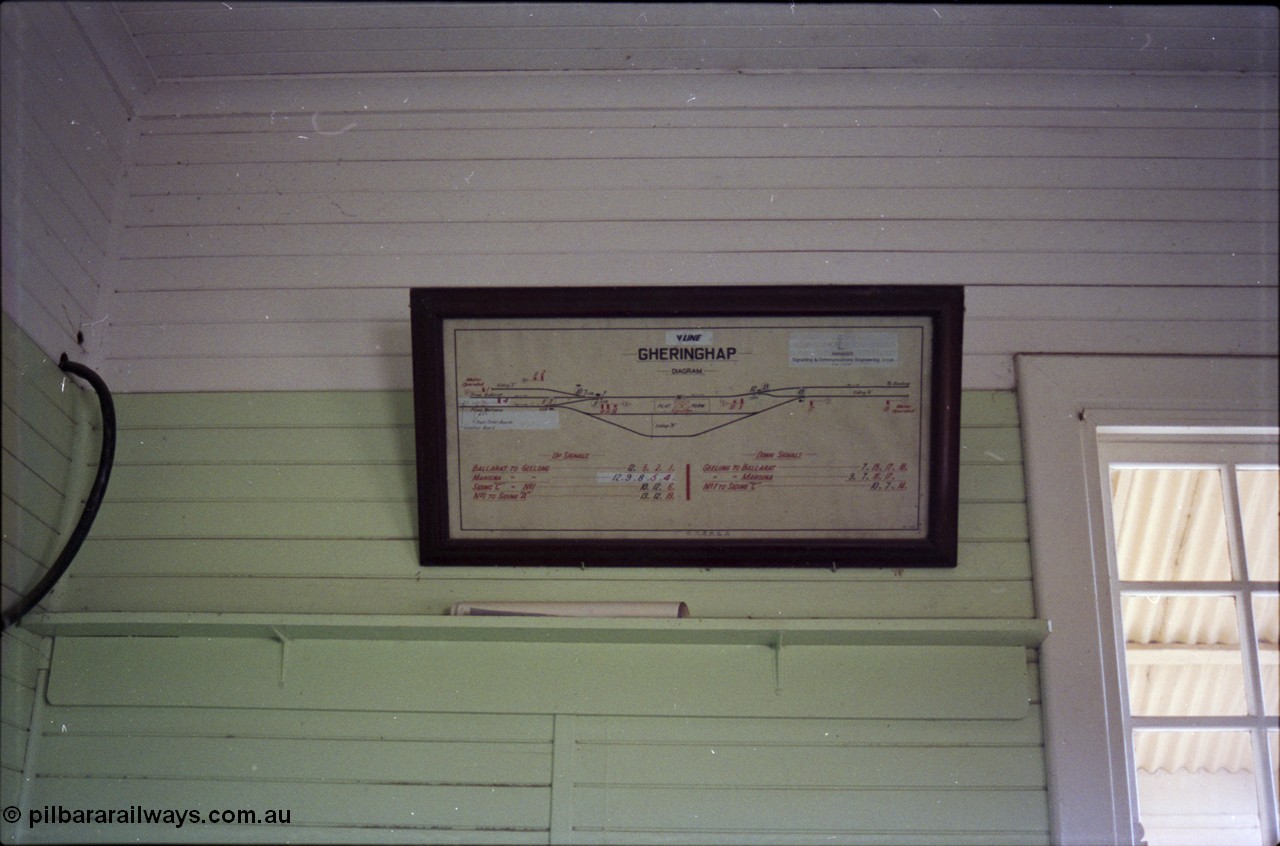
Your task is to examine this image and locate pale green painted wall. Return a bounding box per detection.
[1,315,92,613]
[1,315,79,842]
[0,627,45,844]
[59,389,1030,618]
[5,362,1046,843]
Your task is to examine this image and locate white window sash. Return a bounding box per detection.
[1016,354,1278,846]
[1099,436,1278,845]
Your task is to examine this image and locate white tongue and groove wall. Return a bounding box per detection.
[2,4,1276,844]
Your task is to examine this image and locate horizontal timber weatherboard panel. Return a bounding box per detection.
[144,45,1273,78]
[35,705,1035,747]
[121,187,1280,227]
[46,636,1031,719]
[73,538,1031,578]
[570,786,1048,837]
[35,706,553,742]
[109,252,1280,293]
[37,734,551,785]
[115,220,1277,258]
[132,105,1279,136]
[571,742,1045,789]
[50,574,1036,618]
[134,71,1279,117]
[105,389,414,427]
[109,424,415,465]
[22,703,1048,843]
[110,4,1250,31]
[22,615,1049,648]
[106,462,416,502]
[22,779,549,832]
[89,499,415,540]
[573,711,1045,745]
[123,156,1280,195]
[129,124,1276,164]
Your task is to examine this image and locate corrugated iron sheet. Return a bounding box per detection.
[1239,470,1280,582]
[1132,730,1257,776]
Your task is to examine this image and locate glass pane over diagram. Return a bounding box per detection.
[1237,469,1279,582]
[1111,468,1232,581]
[1132,730,1261,846]
[1123,595,1247,716]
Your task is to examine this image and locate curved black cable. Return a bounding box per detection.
[1,355,116,631]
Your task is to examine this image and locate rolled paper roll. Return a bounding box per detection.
[450,601,689,618]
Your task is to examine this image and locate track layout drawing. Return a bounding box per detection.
[459,381,915,439]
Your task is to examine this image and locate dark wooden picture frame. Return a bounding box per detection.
[411,285,964,568]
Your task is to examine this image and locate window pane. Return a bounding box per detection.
[1132,730,1261,846]
[1123,595,1247,716]
[1111,468,1232,581]
[1255,595,1279,717]
[1237,469,1279,582]
[1271,731,1279,820]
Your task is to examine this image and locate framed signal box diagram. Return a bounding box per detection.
[410,285,964,568]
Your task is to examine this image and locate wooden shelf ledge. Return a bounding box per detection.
[21,612,1050,647]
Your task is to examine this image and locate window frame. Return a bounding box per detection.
[1015,354,1279,846]
[1099,437,1278,844]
